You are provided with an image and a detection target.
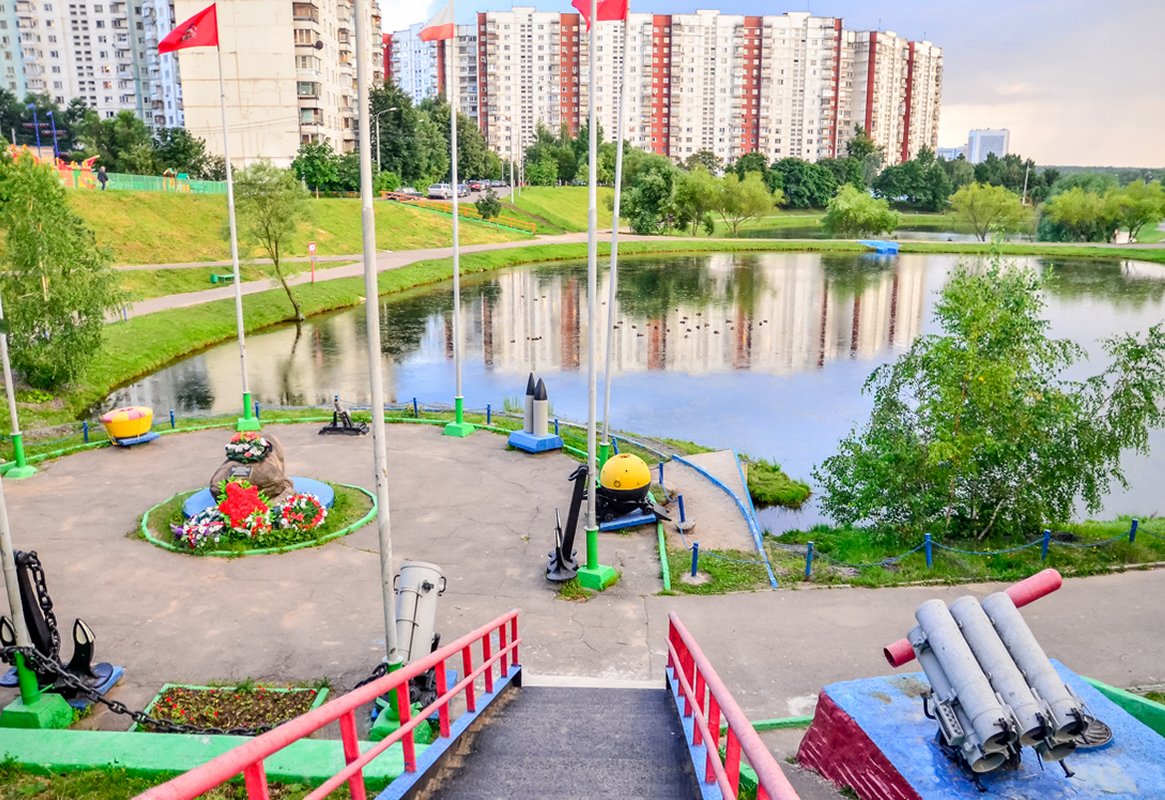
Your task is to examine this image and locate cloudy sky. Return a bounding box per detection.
[382,0,1165,167]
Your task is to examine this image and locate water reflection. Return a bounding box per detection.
[108,252,1165,522]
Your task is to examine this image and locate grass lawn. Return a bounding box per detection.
[510,186,615,232]
[69,191,528,265]
[1133,219,1165,244]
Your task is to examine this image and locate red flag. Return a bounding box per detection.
[419,2,456,42]
[571,0,628,29]
[158,3,218,54]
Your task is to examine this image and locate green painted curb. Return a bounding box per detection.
[0,693,74,730]
[0,727,417,787]
[127,683,330,733]
[1083,677,1165,738]
[656,522,672,592]
[140,482,377,557]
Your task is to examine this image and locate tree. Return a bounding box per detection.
[0,154,122,388]
[770,158,837,208]
[940,156,976,193]
[412,113,449,187]
[814,259,1165,540]
[948,182,1030,241]
[290,141,338,197]
[421,96,491,180]
[818,157,863,189]
[333,151,361,192]
[81,110,155,173]
[731,152,769,181]
[525,156,558,186]
[672,166,719,235]
[683,149,722,174]
[475,189,502,220]
[1041,187,1111,242]
[621,153,679,234]
[715,172,779,236]
[821,185,900,237]
[1104,180,1164,241]
[371,82,419,183]
[234,162,311,321]
[872,147,951,211]
[153,128,211,177]
[843,125,884,187]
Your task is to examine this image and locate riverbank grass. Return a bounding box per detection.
[742,457,811,509]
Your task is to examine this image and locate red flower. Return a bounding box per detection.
[218,482,269,528]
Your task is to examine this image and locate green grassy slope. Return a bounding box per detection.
[510,186,615,232]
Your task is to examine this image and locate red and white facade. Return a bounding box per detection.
[387,8,942,167]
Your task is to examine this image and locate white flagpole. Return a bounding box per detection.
[444,6,471,436]
[599,8,630,466]
[354,0,400,668]
[216,43,257,432]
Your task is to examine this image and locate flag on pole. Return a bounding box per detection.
[419,2,456,41]
[571,0,628,28]
[158,3,218,53]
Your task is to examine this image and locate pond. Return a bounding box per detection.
[734,222,1028,242]
[108,252,1165,532]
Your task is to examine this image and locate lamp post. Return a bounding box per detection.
[373,106,398,173]
[45,111,58,160]
[25,105,41,154]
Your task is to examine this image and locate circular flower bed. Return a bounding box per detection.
[141,480,374,556]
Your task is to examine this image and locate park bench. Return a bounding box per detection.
[209,273,235,284]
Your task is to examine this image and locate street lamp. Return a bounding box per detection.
[45,111,58,160]
[373,106,398,172]
[25,105,41,154]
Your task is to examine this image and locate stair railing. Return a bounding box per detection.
[667,611,801,800]
[137,609,521,800]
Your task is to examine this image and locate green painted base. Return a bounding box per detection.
[576,563,619,591]
[3,465,37,480]
[442,421,475,438]
[235,416,261,432]
[0,693,74,730]
[368,704,436,745]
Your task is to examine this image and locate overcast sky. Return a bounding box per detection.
[381,1,1165,167]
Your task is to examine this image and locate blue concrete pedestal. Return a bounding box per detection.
[182,477,335,518]
[802,660,1165,799]
[506,430,563,454]
[598,510,657,532]
[111,431,160,448]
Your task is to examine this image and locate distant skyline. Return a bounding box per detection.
[381,0,1164,167]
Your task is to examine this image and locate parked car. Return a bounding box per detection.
[457,183,470,197]
[489,179,507,188]
[427,183,454,199]
[397,186,421,197]
[467,179,484,191]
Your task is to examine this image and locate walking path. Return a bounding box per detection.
[0,423,1160,738]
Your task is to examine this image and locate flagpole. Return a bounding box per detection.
[577,0,616,592]
[599,7,630,469]
[216,43,257,432]
[353,0,401,671]
[444,5,472,437]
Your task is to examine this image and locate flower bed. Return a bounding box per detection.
[132,683,329,733]
[140,482,375,556]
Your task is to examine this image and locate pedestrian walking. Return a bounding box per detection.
[97,166,108,191]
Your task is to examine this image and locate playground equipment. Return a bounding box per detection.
[507,373,563,453]
[319,395,369,436]
[99,406,160,447]
[596,452,669,531]
[0,551,123,713]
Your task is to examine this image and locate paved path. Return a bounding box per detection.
[0,423,1160,739]
[665,452,756,551]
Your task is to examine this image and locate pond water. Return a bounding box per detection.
[735,223,1027,242]
[109,252,1165,531]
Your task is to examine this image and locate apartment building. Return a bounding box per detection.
[388,8,941,168]
[174,0,381,168]
[966,128,1009,163]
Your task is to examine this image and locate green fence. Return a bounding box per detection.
[62,170,227,195]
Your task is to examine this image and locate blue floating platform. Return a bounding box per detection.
[599,510,657,532]
[857,239,900,254]
[0,663,124,711]
[806,660,1165,799]
[507,430,564,454]
[111,431,160,448]
[182,476,335,518]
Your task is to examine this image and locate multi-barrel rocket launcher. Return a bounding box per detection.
[885,570,1102,788]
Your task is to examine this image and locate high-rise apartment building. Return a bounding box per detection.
[966,128,1009,164]
[175,0,382,168]
[388,8,941,168]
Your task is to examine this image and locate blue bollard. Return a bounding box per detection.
[690,542,700,577]
[486,403,491,425]
[677,494,686,523]
[612,437,620,454]
[554,418,560,436]
[82,421,89,443]
[658,462,664,485]
[169,409,175,429]
[412,397,419,417]
[1129,518,1139,544]
[805,541,814,579]
[253,400,260,420]
[924,533,933,569]
[1040,529,1051,562]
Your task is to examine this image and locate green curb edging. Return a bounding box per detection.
[139,482,377,557]
[1084,677,1165,737]
[0,727,415,788]
[127,683,330,733]
[657,522,672,592]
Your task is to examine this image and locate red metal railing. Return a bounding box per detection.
[667,612,801,800]
[137,610,521,800]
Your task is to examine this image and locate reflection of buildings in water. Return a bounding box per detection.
[107,356,216,412]
[470,254,929,376]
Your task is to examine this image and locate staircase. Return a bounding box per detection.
[414,685,699,799]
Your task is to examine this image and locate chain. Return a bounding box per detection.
[20,552,61,660]
[0,645,273,736]
[350,661,388,691]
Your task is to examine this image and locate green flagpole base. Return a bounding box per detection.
[0,693,73,729]
[443,396,474,437]
[235,416,261,432]
[598,441,611,471]
[6,433,35,479]
[4,464,36,480]
[577,563,619,591]
[368,701,436,744]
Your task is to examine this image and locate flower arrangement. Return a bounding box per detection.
[225,432,272,464]
[217,480,271,537]
[277,493,327,532]
[178,508,226,550]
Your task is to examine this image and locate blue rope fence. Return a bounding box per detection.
[792,520,1146,579]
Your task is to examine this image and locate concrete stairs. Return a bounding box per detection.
[412,685,700,799]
